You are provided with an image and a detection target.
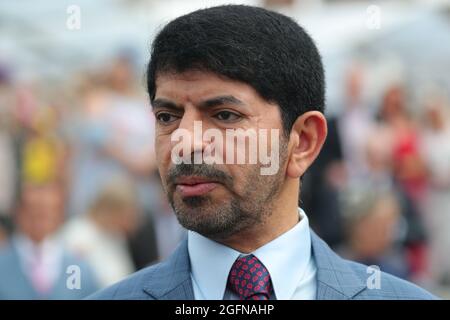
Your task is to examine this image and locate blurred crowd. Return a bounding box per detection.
[0,54,185,299]
[302,63,450,295]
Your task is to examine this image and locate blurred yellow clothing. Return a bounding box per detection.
[22,137,59,184]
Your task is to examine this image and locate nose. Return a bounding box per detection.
[170,109,209,163]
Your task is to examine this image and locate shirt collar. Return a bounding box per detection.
[14,233,62,256]
[188,230,241,300]
[12,232,65,287]
[188,208,312,300]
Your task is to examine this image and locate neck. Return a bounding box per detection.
[219,178,301,253]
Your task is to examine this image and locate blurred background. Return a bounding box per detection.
[1,0,450,299]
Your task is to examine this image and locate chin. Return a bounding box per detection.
[181,195,209,207]
[175,197,220,218]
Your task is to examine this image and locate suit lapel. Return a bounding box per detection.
[310,230,366,299]
[143,238,195,300]
[10,241,40,299]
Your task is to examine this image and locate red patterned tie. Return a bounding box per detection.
[227,254,274,300]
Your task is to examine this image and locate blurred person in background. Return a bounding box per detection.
[62,177,149,287]
[0,182,99,299]
[339,185,409,280]
[88,53,159,212]
[376,84,429,281]
[67,73,114,218]
[378,85,428,204]
[337,62,375,184]
[67,55,178,268]
[0,76,17,243]
[420,92,450,287]
[302,62,371,248]
[21,106,66,186]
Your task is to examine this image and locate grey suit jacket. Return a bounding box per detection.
[88,230,437,300]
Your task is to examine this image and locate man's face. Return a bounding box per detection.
[17,184,64,243]
[153,70,289,240]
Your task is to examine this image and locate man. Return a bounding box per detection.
[89,5,436,300]
[0,182,99,299]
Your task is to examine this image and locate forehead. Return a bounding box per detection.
[154,70,266,105]
[22,185,61,205]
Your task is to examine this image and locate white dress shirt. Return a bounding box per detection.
[188,208,317,300]
[14,233,64,292]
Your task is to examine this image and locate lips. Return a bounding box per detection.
[174,176,220,197]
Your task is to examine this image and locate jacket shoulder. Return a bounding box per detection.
[344,260,438,300]
[88,238,191,300]
[86,263,161,300]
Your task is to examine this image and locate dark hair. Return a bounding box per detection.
[147,5,325,135]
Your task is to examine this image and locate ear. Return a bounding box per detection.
[286,111,328,179]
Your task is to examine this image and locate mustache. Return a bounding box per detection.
[166,163,233,188]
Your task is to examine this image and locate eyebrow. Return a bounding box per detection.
[151,95,246,111]
[198,95,246,109]
[151,98,183,111]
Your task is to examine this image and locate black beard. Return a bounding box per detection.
[163,138,288,240]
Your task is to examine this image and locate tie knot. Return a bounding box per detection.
[227,254,273,300]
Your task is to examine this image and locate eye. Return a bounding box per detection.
[213,110,241,122]
[156,112,178,124]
